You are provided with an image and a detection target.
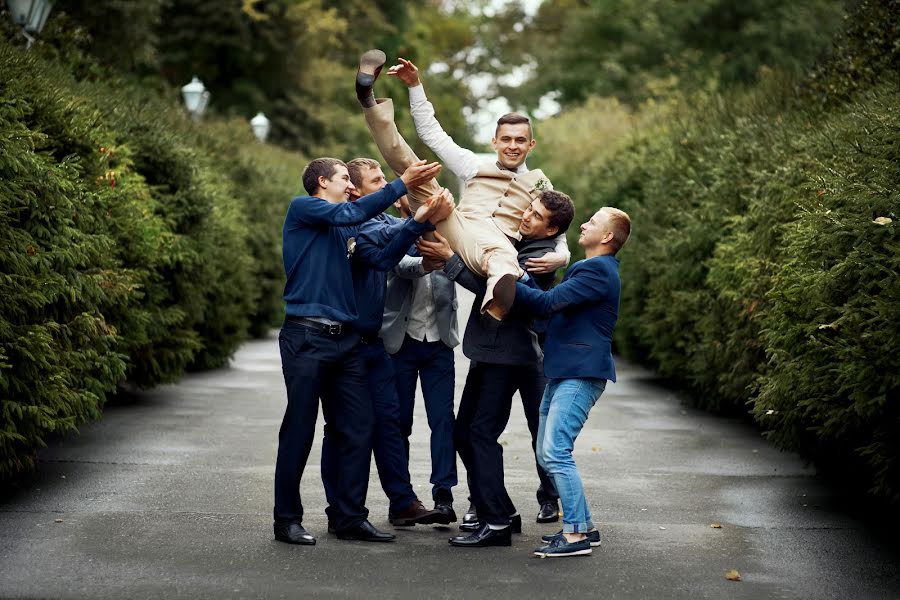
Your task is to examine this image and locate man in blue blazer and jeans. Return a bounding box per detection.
[514,206,632,558]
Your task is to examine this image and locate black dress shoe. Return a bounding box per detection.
[462,503,478,525]
[356,49,386,107]
[449,523,511,547]
[336,519,395,542]
[274,522,316,545]
[536,500,560,523]
[433,501,457,524]
[459,513,521,534]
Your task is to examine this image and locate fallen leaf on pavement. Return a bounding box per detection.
[710,523,722,529]
[54,519,63,523]
[725,570,742,581]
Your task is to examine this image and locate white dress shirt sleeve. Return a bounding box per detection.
[552,232,571,263]
[408,84,481,182]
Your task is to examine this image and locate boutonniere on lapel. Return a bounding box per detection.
[346,236,356,260]
[534,177,552,192]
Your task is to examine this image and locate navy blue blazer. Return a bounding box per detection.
[515,255,621,382]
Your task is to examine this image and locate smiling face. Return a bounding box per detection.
[492,123,536,170]
[519,199,558,240]
[320,164,356,203]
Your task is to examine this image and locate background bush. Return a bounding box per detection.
[533,0,899,504]
[0,42,305,476]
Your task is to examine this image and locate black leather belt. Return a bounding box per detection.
[287,316,344,336]
[359,332,378,344]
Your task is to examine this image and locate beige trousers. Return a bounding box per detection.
[364,99,523,312]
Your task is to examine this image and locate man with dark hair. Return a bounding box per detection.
[320,157,454,529]
[273,156,443,546]
[416,190,576,547]
[354,50,570,321]
[515,206,631,558]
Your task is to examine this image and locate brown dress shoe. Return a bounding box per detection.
[389,499,443,527]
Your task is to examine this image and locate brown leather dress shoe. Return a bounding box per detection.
[389,499,443,527]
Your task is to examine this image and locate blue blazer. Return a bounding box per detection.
[515,255,621,382]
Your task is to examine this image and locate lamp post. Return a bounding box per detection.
[250,112,270,142]
[181,76,210,121]
[5,0,54,49]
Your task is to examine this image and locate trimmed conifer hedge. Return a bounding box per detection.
[0,42,305,477]
[564,0,900,503]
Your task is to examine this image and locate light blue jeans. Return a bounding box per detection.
[536,377,607,533]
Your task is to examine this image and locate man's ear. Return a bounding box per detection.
[528,138,536,150]
[546,224,559,238]
[317,174,329,190]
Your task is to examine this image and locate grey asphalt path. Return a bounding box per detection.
[2,287,899,600]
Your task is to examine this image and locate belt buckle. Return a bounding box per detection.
[327,323,342,336]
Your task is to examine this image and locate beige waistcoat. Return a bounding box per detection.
[458,166,552,240]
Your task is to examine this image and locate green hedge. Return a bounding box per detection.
[539,0,899,503]
[0,42,304,477]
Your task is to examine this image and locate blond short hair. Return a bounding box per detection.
[603,207,631,253]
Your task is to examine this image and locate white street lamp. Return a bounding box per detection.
[181,76,210,121]
[250,112,270,142]
[6,0,53,48]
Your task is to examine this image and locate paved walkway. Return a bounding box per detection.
[2,289,899,599]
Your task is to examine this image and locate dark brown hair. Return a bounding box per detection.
[539,190,575,234]
[495,112,532,138]
[301,157,345,195]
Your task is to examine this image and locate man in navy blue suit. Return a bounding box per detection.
[514,206,631,558]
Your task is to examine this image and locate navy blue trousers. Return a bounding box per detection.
[274,321,373,532]
[455,361,518,526]
[321,337,416,514]
[391,335,457,503]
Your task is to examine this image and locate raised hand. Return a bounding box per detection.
[400,159,442,190]
[414,188,454,224]
[416,232,455,261]
[386,58,421,87]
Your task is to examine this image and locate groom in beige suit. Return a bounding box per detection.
[355,50,569,320]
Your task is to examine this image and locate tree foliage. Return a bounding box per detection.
[532,0,899,504]
[479,0,846,110]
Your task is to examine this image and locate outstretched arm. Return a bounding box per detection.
[388,58,481,182]
[515,267,610,317]
[289,178,406,227]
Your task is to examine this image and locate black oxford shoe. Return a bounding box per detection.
[336,519,396,542]
[433,501,457,524]
[449,523,511,547]
[274,522,316,545]
[459,513,521,534]
[536,500,560,523]
[462,503,478,525]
